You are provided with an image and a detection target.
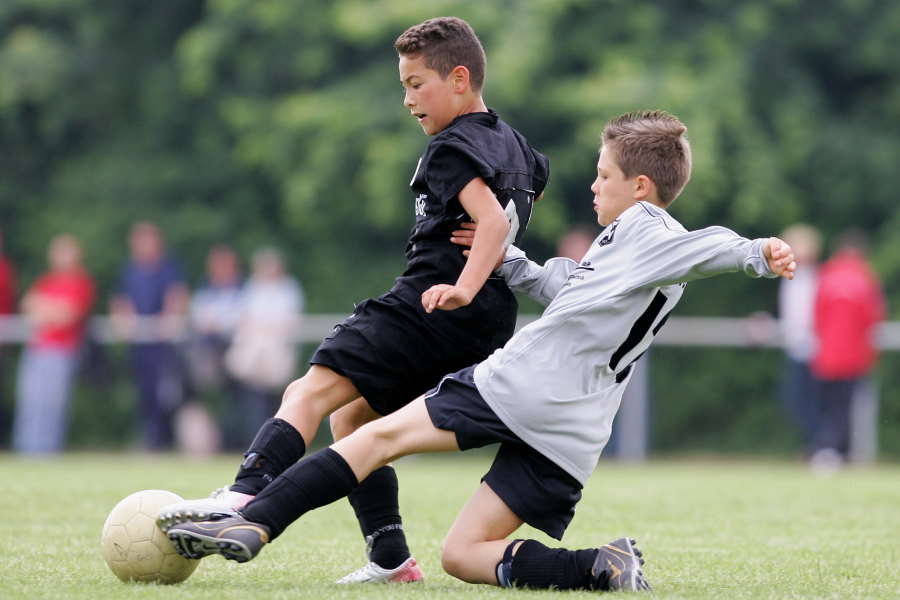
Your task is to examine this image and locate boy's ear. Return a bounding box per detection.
[449,65,470,92]
[633,175,654,201]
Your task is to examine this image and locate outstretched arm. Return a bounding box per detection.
[633,225,795,289]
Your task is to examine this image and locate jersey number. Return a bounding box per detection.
[609,290,672,382]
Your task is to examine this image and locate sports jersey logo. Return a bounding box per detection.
[414,194,428,217]
[567,261,594,283]
[598,219,620,247]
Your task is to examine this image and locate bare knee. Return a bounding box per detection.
[329,398,380,440]
[349,417,405,464]
[329,410,355,440]
[279,369,344,417]
[280,377,305,406]
[272,369,359,445]
[276,376,316,419]
[440,536,472,579]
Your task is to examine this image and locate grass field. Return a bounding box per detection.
[3,452,899,599]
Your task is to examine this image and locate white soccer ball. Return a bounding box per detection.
[100,489,200,584]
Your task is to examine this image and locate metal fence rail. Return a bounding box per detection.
[1,314,891,462]
[2,314,900,348]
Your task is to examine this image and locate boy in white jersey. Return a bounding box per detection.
[165,111,796,593]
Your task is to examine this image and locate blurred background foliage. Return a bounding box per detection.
[1,0,898,454]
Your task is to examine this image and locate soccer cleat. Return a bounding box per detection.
[166,515,270,563]
[156,487,253,533]
[335,556,424,584]
[591,537,651,592]
[335,530,424,584]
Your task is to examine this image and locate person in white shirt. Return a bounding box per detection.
[164,111,796,593]
[777,224,821,451]
[224,247,304,444]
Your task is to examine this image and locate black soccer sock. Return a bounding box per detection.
[503,539,599,590]
[240,448,359,539]
[230,418,306,496]
[347,465,411,569]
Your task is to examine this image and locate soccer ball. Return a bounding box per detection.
[100,489,200,584]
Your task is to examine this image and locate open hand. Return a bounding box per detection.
[450,222,504,270]
[764,237,796,280]
[421,284,475,313]
[450,222,477,253]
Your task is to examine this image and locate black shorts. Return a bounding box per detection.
[424,365,583,540]
[310,292,489,416]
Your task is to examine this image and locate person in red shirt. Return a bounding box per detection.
[12,234,95,454]
[810,230,885,469]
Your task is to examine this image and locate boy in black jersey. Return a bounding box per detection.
[159,16,548,584]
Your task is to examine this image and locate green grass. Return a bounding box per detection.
[3,453,899,599]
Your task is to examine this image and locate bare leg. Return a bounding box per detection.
[233,396,458,540]
[441,483,524,584]
[329,397,380,440]
[331,397,423,578]
[227,366,362,497]
[275,365,361,445]
[331,396,458,481]
[158,369,368,531]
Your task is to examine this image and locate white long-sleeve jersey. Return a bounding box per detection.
[473,201,776,484]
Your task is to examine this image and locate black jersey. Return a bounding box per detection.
[390,109,549,354]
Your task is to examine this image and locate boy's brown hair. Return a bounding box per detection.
[394,17,486,91]
[602,110,692,205]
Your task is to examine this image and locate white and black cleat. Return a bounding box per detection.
[156,487,251,533]
[167,516,270,563]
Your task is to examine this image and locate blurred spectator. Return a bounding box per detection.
[188,244,243,450]
[777,224,822,450]
[12,234,94,454]
[810,230,885,471]
[225,247,303,443]
[110,222,188,451]
[556,225,597,262]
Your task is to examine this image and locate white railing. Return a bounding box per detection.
[1,314,890,462]
[3,313,900,348]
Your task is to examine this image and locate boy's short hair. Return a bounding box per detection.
[394,17,486,91]
[601,110,692,206]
